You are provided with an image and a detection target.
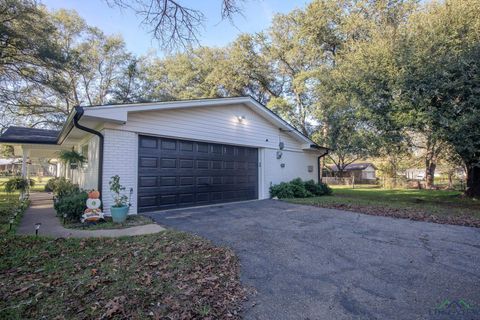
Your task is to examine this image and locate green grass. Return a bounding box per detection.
[64,215,155,230]
[0,192,28,235]
[287,187,480,224]
[0,176,49,193]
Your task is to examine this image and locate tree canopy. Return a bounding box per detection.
[1,0,479,196]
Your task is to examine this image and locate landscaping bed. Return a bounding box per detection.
[0,231,246,319]
[64,214,155,230]
[0,192,29,235]
[287,188,480,228]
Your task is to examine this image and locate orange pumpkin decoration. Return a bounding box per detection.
[88,190,100,199]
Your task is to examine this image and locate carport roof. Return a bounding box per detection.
[0,126,60,144]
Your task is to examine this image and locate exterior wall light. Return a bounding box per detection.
[236,115,246,123]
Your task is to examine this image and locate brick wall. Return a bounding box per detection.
[102,129,138,215]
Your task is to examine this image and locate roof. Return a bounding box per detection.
[329,163,377,171]
[82,96,327,150]
[0,126,60,144]
[0,97,328,151]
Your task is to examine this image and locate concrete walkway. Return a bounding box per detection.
[17,193,165,238]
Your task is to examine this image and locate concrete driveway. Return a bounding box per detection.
[146,200,480,320]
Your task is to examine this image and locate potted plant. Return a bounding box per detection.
[109,175,129,223]
[58,148,87,169]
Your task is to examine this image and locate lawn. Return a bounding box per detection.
[287,187,480,227]
[0,192,28,235]
[0,232,245,319]
[0,190,246,319]
[0,176,48,193]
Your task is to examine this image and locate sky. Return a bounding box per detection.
[40,0,308,56]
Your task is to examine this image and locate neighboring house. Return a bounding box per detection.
[326,163,377,181]
[403,167,466,181]
[0,97,328,214]
[403,168,429,180]
[0,158,21,174]
[0,157,56,176]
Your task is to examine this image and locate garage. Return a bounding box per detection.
[138,135,259,212]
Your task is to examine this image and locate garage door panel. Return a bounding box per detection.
[138,135,258,212]
[139,157,157,168]
[161,139,177,150]
[139,176,157,187]
[139,136,158,148]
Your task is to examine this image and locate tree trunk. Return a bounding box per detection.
[447,173,453,189]
[424,137,439,189]
[425,160,436,189]
[465,164,480,197]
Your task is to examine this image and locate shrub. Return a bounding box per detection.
[304,179,332,196]
[270,178,332,199]
[44,177,58,192]
[3,177,35,193]
[48,178,86,221]
[290,178,313,198]
[46,177,80,199]
[269,182,295,199]
[54,191,88,221]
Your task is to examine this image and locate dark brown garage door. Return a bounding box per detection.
[138,135,258,212]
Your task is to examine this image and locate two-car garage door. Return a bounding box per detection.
[138,135,258,212]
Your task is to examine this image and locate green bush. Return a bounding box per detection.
[304,179,332,196]
[290,178,313,198]
[54,191,88,221]
[270,178,332,199]
[48,178,86,221]
[46,177,80,198]
[3,177,35,193]
[269,182,295,199]
[44,177,58,192]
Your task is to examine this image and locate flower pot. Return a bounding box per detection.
[110,205,129,223]
[70,162,78,169]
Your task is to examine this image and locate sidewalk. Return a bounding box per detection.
[17,193,165,238]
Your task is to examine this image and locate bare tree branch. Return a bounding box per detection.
[105,0,244,51]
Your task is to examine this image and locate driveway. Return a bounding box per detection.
[146,200,480,320]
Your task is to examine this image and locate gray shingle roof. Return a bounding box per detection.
[0,126,60,144]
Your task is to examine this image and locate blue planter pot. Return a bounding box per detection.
[110,205,129,223]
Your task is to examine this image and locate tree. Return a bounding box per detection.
[0,5,139,129]
[397,0,480,196]
[105,0,245,50]
[0,0,65,129]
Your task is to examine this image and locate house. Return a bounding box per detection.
[0,158,21,174]
[0,157,56,176]
[0,97,328,214]
[326,163,377,182]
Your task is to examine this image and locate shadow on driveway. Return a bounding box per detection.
[146,199,480,320]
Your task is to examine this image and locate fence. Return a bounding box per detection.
[322,177,354,186]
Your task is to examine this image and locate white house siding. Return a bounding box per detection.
[361,165,376,180]
[106,104,302,152]
[71,134,99,191]
[262,149,319,198]
[101,129,138,215]
[99,103,319,213]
